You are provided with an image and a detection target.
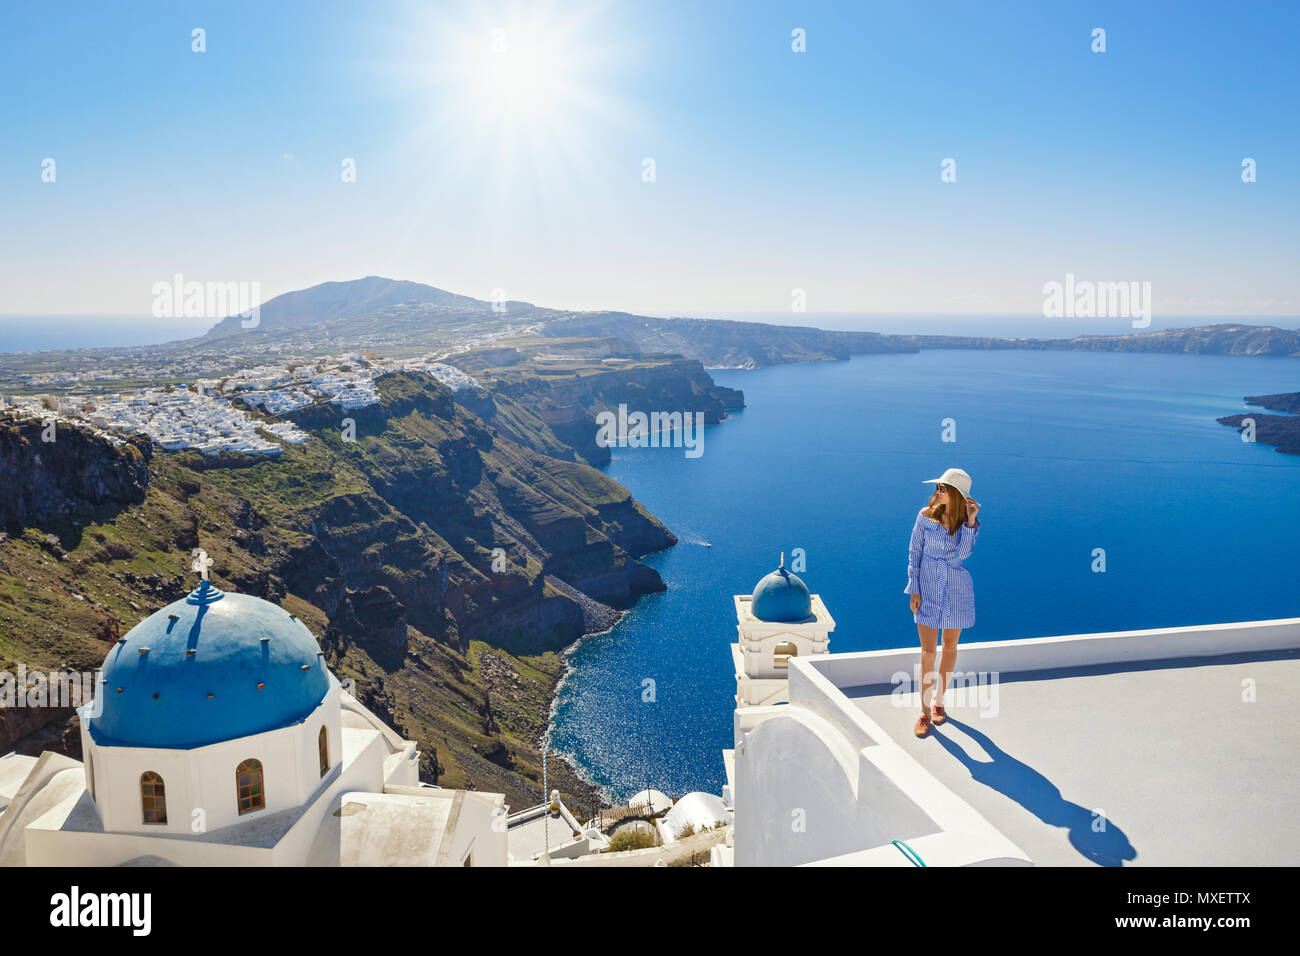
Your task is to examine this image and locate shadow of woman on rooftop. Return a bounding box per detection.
[931,717,1136,866]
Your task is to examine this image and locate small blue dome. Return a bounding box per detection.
[88,582,332,749]
[751,564,813,622]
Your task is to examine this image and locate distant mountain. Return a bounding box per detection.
[201,276,530,340]
[196,274,1300,365]
[542,315,1300,368]
[879,323,1300,358]
[1020,323,1300,356]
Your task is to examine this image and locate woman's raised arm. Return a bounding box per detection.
[957,517,980,560]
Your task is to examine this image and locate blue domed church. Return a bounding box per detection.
[731,555,835,708]
[0,577,507,867]
[733,554,832,712]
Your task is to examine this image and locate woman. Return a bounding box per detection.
[903,467,981,738]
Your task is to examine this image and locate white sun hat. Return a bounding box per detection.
[923,467,972,500]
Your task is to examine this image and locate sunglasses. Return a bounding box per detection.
[935,484,948,494]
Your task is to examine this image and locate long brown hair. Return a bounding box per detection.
[924,487,968,535]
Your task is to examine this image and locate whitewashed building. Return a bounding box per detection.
[717,562,1300,867]
[0,580,507,867]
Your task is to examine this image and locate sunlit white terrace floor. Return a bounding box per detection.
[846,651,1299,866]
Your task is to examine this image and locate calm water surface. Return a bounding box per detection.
[549,350,1300,801]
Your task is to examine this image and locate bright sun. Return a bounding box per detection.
[379,1,639,213]
[475,33,560,115]
[431,7,611,144]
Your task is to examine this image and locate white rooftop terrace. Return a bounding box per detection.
[506,799,591,863]
[762,618,1298,867]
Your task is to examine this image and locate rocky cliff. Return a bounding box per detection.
[542,314,1300,367]
[542,312,915,368]
[457,352,745,466]
[0,363,723,809]
[0,417,151,527]
[1239,392,1300,415]
[888,324,1300,357]
[1217,393,1300,456]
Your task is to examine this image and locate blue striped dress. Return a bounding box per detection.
[904,508,981,629]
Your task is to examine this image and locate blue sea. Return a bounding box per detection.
[0,316,210,352]
[548,349,1300,802]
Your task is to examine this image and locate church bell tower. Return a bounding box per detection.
[732,555,835,709]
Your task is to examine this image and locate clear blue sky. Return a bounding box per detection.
[2,0,1297,318]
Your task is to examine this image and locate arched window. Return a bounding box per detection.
[773,640,798,669]
[140,771,167,825]
[236,759,265,815]
[318,726,330,778]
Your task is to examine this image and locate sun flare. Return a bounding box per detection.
[373,1,641,230]
[405,4,630,168]
[472,31,565,116]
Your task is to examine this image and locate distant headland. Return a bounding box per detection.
[1218,393,1300,456]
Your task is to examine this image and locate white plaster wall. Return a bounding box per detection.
[797,618,1300,690]
[89,742,195,835]
[786,661,886,752]
[733,707,945,867]
[736,676,789,708]
[734,709,869,867]
[0,760,83,866]
[444,797,508,866]
[28,825,272,867]
[296,686,340,785]
[384,747,420,788]
[742,630,828,679]
[28,728,390,866]
[802,830,1032,867]
[271,728,386,865]
[189,688,340,833]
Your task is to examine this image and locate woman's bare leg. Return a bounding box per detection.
[917,624,939,714]
[937,628,961,707]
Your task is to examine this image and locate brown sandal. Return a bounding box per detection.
[913,713,932,738]
[932,703,946,724]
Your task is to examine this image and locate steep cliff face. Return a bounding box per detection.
[460,355,745,466]
[542,312,915,368]
[193,371,676,656]
[544,314,1300,365]
[0,369,688,808]
[1050,325,1300,356]
[0,417,151,527]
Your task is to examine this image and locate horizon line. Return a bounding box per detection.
[2,310,1298,323]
